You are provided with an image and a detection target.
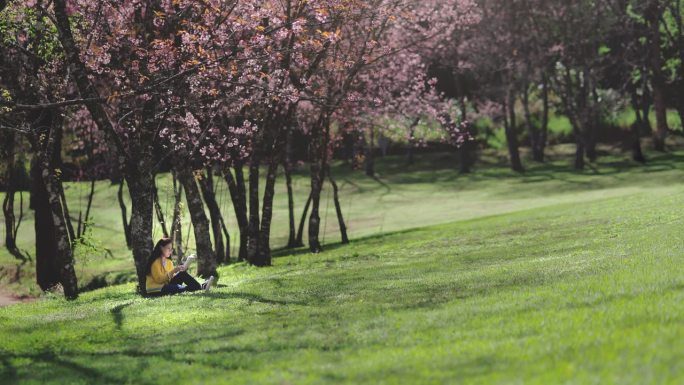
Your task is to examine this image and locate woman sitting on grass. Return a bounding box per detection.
[145,238,214,296]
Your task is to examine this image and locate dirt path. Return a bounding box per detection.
[0,291,34,307]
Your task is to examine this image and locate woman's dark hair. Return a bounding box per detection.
[146,238,173,275]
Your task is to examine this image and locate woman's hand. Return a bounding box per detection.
[177,265,188,272]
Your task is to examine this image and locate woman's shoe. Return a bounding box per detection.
[202,276,215,292]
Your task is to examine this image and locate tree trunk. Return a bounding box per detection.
[224,166,248,261]
[642,84,653,133]
[651,68,669,152]
[327,166,349,244]
[179,168,217,278]
[539,74,549,162]
[54,0,159,296]
[308,162,323,253]
[42,160,79,299]
[295,191,312,247]
[522,84,543,163]
[127,173,155,294]
[58,182,76,247]
[127,100,157,290]
[564,67,587,171]
[458,98,472,173]
[504,89,524,172]
[308,118,329,253]
[198,168,227,265]
[38,114,78,300]
[170,171,184,257]
[219,216,231,265]
[77,180,96,239]
[152,177,169,238]
[256,160,278,266]
[247,159,261,261]
[567,108,586,170]
[117,180,132,249]
[31,157,60,291]
[365,126,375,177]
[646,2,669,151]
[284,159,298,249]
[585,87,599,163]
[2,131,27,261]
[630,89,647,163]
[574,129,586,170]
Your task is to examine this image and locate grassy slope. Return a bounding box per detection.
[2,149,684,384]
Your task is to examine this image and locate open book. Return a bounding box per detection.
[182,254,196,269]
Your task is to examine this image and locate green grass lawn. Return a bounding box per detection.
[2,145,684,383]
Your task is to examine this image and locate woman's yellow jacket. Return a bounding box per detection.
[146,258,175,293]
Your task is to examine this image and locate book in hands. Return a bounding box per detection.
[182,254,196,268]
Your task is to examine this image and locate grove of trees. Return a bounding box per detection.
[1,0,682,299]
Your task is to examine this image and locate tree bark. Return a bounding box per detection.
[308,164,323,253]
[504,89,524,173]
[539,73,549,162]
[308,117,329,253]
[127,173,155,294]
[77,180,96,239]
[38,113,78,299]
[646,1,669,151]
[31,157,60,291]
[170,171,184,257]
[651,65,669,152]
[523,84,543,163]
[59,180,76,246]
[365,126,375,177]
[585,87,599,163]
[117,180,132,249]
[224,166,248,261]
[522,84,536,155]
[152,177,169,238]
[458,98,472,173]
[256,160,278,266]
[284,159,298,249]
[2,130,27,261]
[327,165,349,244]
[247,159,261,261]
[630,88,647,163]
[198,168,227,265]
[641,82,653,133]
[562,67,586,170]
[295,191,312,247]
[179,168,217,278]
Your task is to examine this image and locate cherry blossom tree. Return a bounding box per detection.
[0,0,79,298]
[43,0,275,288]
[294,0,479,252]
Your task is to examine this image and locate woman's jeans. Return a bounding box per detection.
[160,271,201,295]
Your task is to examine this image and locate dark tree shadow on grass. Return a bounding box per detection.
[202,292,307,306]
[0,355,17,385]
[0,328,247,384]
[109,301,133,330]
[271,226,425,260]
[0,350,123,385]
